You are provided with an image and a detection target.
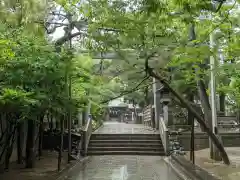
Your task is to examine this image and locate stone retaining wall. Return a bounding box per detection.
[170,132,240,151]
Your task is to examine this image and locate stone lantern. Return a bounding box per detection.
[159,87,171,105]
[158,86,172,126]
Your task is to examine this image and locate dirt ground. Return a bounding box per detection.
[185,147,240,180]
[0,151,76,180]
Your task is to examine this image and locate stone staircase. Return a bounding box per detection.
[87,134,165,156]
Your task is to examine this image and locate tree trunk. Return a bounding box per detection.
[190,113,195,164]
[17,122,23,164]
[152,109,156,129]
[132,103,137,123]
[197,80,215,158]
[38,114,44,159]
[50,111,53,132]
[148,70,230,165]
[0,127,7,150]
[56,120,60,130]
[4,113,18,170]
[187,93,194,125]
[144,86,149,105]
[219,93,225,113]
[237,108,240,124]
[0,114,10,164]
[25,119,36,168]
[188,92,195,162]
[47,112,50,129]
[0,132,8,163]
[67,111,72,163]
[5,126,17,170]
[0,113,4,136]
[58,115,64,171]
[197,80,212,128]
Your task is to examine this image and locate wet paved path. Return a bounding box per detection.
[59,122,180,180]
[94,121,158,134]
[59,156,180,180]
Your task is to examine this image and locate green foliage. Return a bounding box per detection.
[81,0,239,106]
[1,0,240,122]
[0,88,38,112]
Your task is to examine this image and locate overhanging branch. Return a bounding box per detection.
[215,0,225,12]
[144,55,230,165]
[55,32,83,46]
[101,76,150,104]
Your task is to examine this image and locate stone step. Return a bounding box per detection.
[91,135,161,140]
[89,143,161,147]
[88,147,164,151]
[91,133,160,137]
[89,139,161,143]
[87,151,165,156]
[88,133,165,156]
[92,133,160,135]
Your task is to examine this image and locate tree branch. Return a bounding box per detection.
[55,32,83,46]
[201,1,236,43]
[144,55,230,165]
[215,0,225,12]
[49,11,68,18]
[101,76,150,104]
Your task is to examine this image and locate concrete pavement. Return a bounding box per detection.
[58,155,180,180]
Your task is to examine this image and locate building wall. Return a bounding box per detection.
[170,132,240,151]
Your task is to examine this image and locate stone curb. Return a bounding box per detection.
[173,155,221,180]
[163,157,191,180]
[165,155,221,180]
[56,156,90,180]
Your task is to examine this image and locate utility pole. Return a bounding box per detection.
[209,0,222,160]
[152,78,161,129]
[189,23,196,164]
[67,13,73,163]
[210,32,217,135]
[210,30,222,160]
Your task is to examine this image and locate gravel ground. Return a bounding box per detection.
[185,147,240,180]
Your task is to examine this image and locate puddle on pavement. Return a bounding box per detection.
[58,156,181,180]
[111,165,128,180]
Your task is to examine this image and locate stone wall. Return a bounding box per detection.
[170,132,240,151]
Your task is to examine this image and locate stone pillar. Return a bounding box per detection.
[151,106,156,128]
[83,101,91,125]
[105,108,110,121]
[162,101,173,126]
[163,103,169,125]
[153,78,161,129]
[77,108,83,128]
[159,86,171,127]
[52,117,56,129]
